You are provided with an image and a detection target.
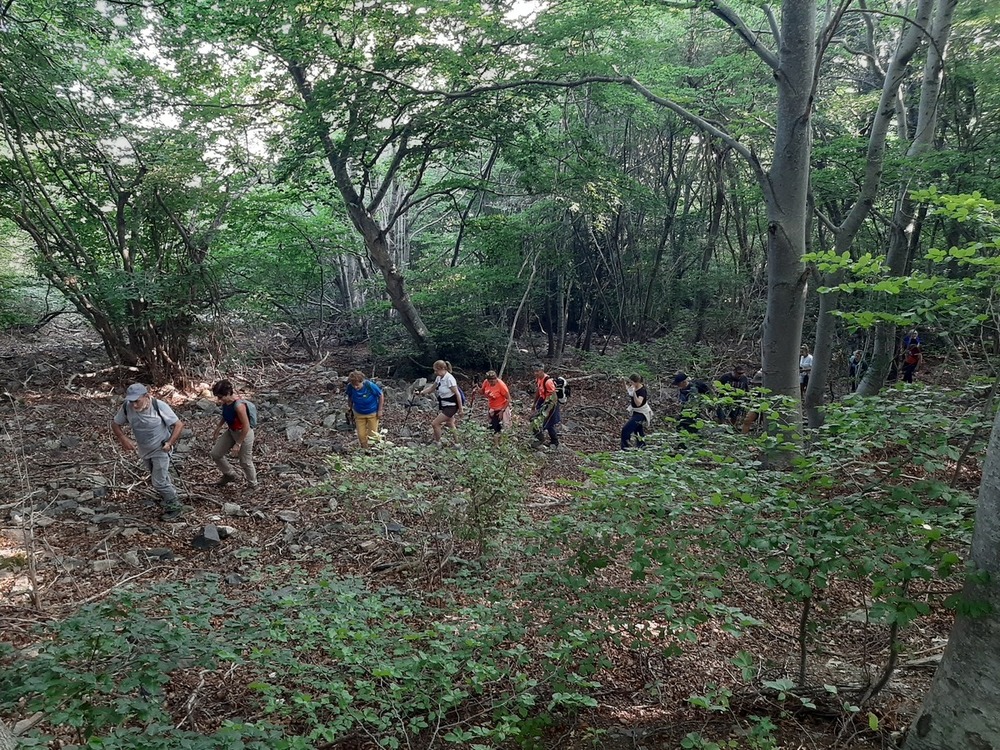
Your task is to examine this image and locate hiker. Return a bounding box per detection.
[209,380,258,488]
[672,372,712,434]
[530,363,560,449]
[799,345,813,395]
[742,369,765,434]
[715,365,750,425]
[477,370,511,440]
[416,360,463,444]
[621,374,652,450]
[848,350,866,391]
[902,343,922,383]
[903,328,922,350]
[345,370,384,449]
[111,383,186,521]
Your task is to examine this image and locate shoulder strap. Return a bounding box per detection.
[121,399,167,426]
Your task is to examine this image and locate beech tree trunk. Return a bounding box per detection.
[902,399,1000,749]
[757,0,815,412]
[805,0,936,425]
[857,0,957,396]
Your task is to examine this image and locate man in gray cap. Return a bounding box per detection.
[111,383,186,520]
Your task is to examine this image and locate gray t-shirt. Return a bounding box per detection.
[113,399,180,459]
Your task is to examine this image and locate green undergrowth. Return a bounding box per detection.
[0,385,992,749]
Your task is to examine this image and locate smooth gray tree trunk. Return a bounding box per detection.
[903,400,1000,749]
[757,0,815,419]
[857,0,957,396]
[804,0,935,426]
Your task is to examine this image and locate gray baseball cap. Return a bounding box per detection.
[124,383,148,401]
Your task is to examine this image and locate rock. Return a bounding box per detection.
[31,515,57,528]
[277,510,300,523]
[51,499,79,515]
[91,513,123,525]
[286,424,307,442]
[222,503,248,517]
[327,498,339,512]
[197,398,218,412]
[92,559,117,573]
[122,527,140,537]
[288,544,303,554]
[282,523,297,543]
[299,530,323,545]
[91,486,108,499]
[60,435,82,449]
[56,488,81,500]
[192,525,221,550]
[217,526,236,539]
[359,539,379,552]
[224,573,245,586]
[75,506,96,516]
[384,522,404,535]
[322,414,340,429]
[52,556,86,571]
[123,551,142,568]
[144,548,175,561]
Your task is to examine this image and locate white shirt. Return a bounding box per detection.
[435,372,458,402]
[799,354,813,382]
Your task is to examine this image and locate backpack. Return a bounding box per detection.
[458,386,466,405]
[551,376,570,404]
[236,399,258,428]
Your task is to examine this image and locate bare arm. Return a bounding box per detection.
[111,421,135,453]
[164,419,184,451]
[232,404,250,448]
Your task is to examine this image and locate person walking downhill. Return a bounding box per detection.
[210,380,258,489]
[621,374,652,450]
[848,350,866,391]
[902,342,923,383]
[477,370,511,443]
[345,370,384,450]
[530,363,560,449]
[111,383,186,521]
[416,360,463,445]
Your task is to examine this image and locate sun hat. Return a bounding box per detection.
[672,372,688,385]
[124,383,148,402]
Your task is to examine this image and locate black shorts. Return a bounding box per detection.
[440,404,459,418]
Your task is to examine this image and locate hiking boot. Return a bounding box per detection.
[160,504,190,522]
[215,474,237,488]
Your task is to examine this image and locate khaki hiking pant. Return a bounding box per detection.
[211,428,257,485]
[354,413,380,448]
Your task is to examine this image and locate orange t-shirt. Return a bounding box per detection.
[481,379,510,411]
[535,374,555,401]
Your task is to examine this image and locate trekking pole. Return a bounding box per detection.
[400,390,418,431]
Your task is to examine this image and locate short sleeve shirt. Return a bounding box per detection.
[481,379,510,411]
[629,386,648,409]
[435,373,459,403]
[113,399,179,459]
[347,380,383,415]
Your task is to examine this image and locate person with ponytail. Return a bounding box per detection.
[416,360,463,444]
